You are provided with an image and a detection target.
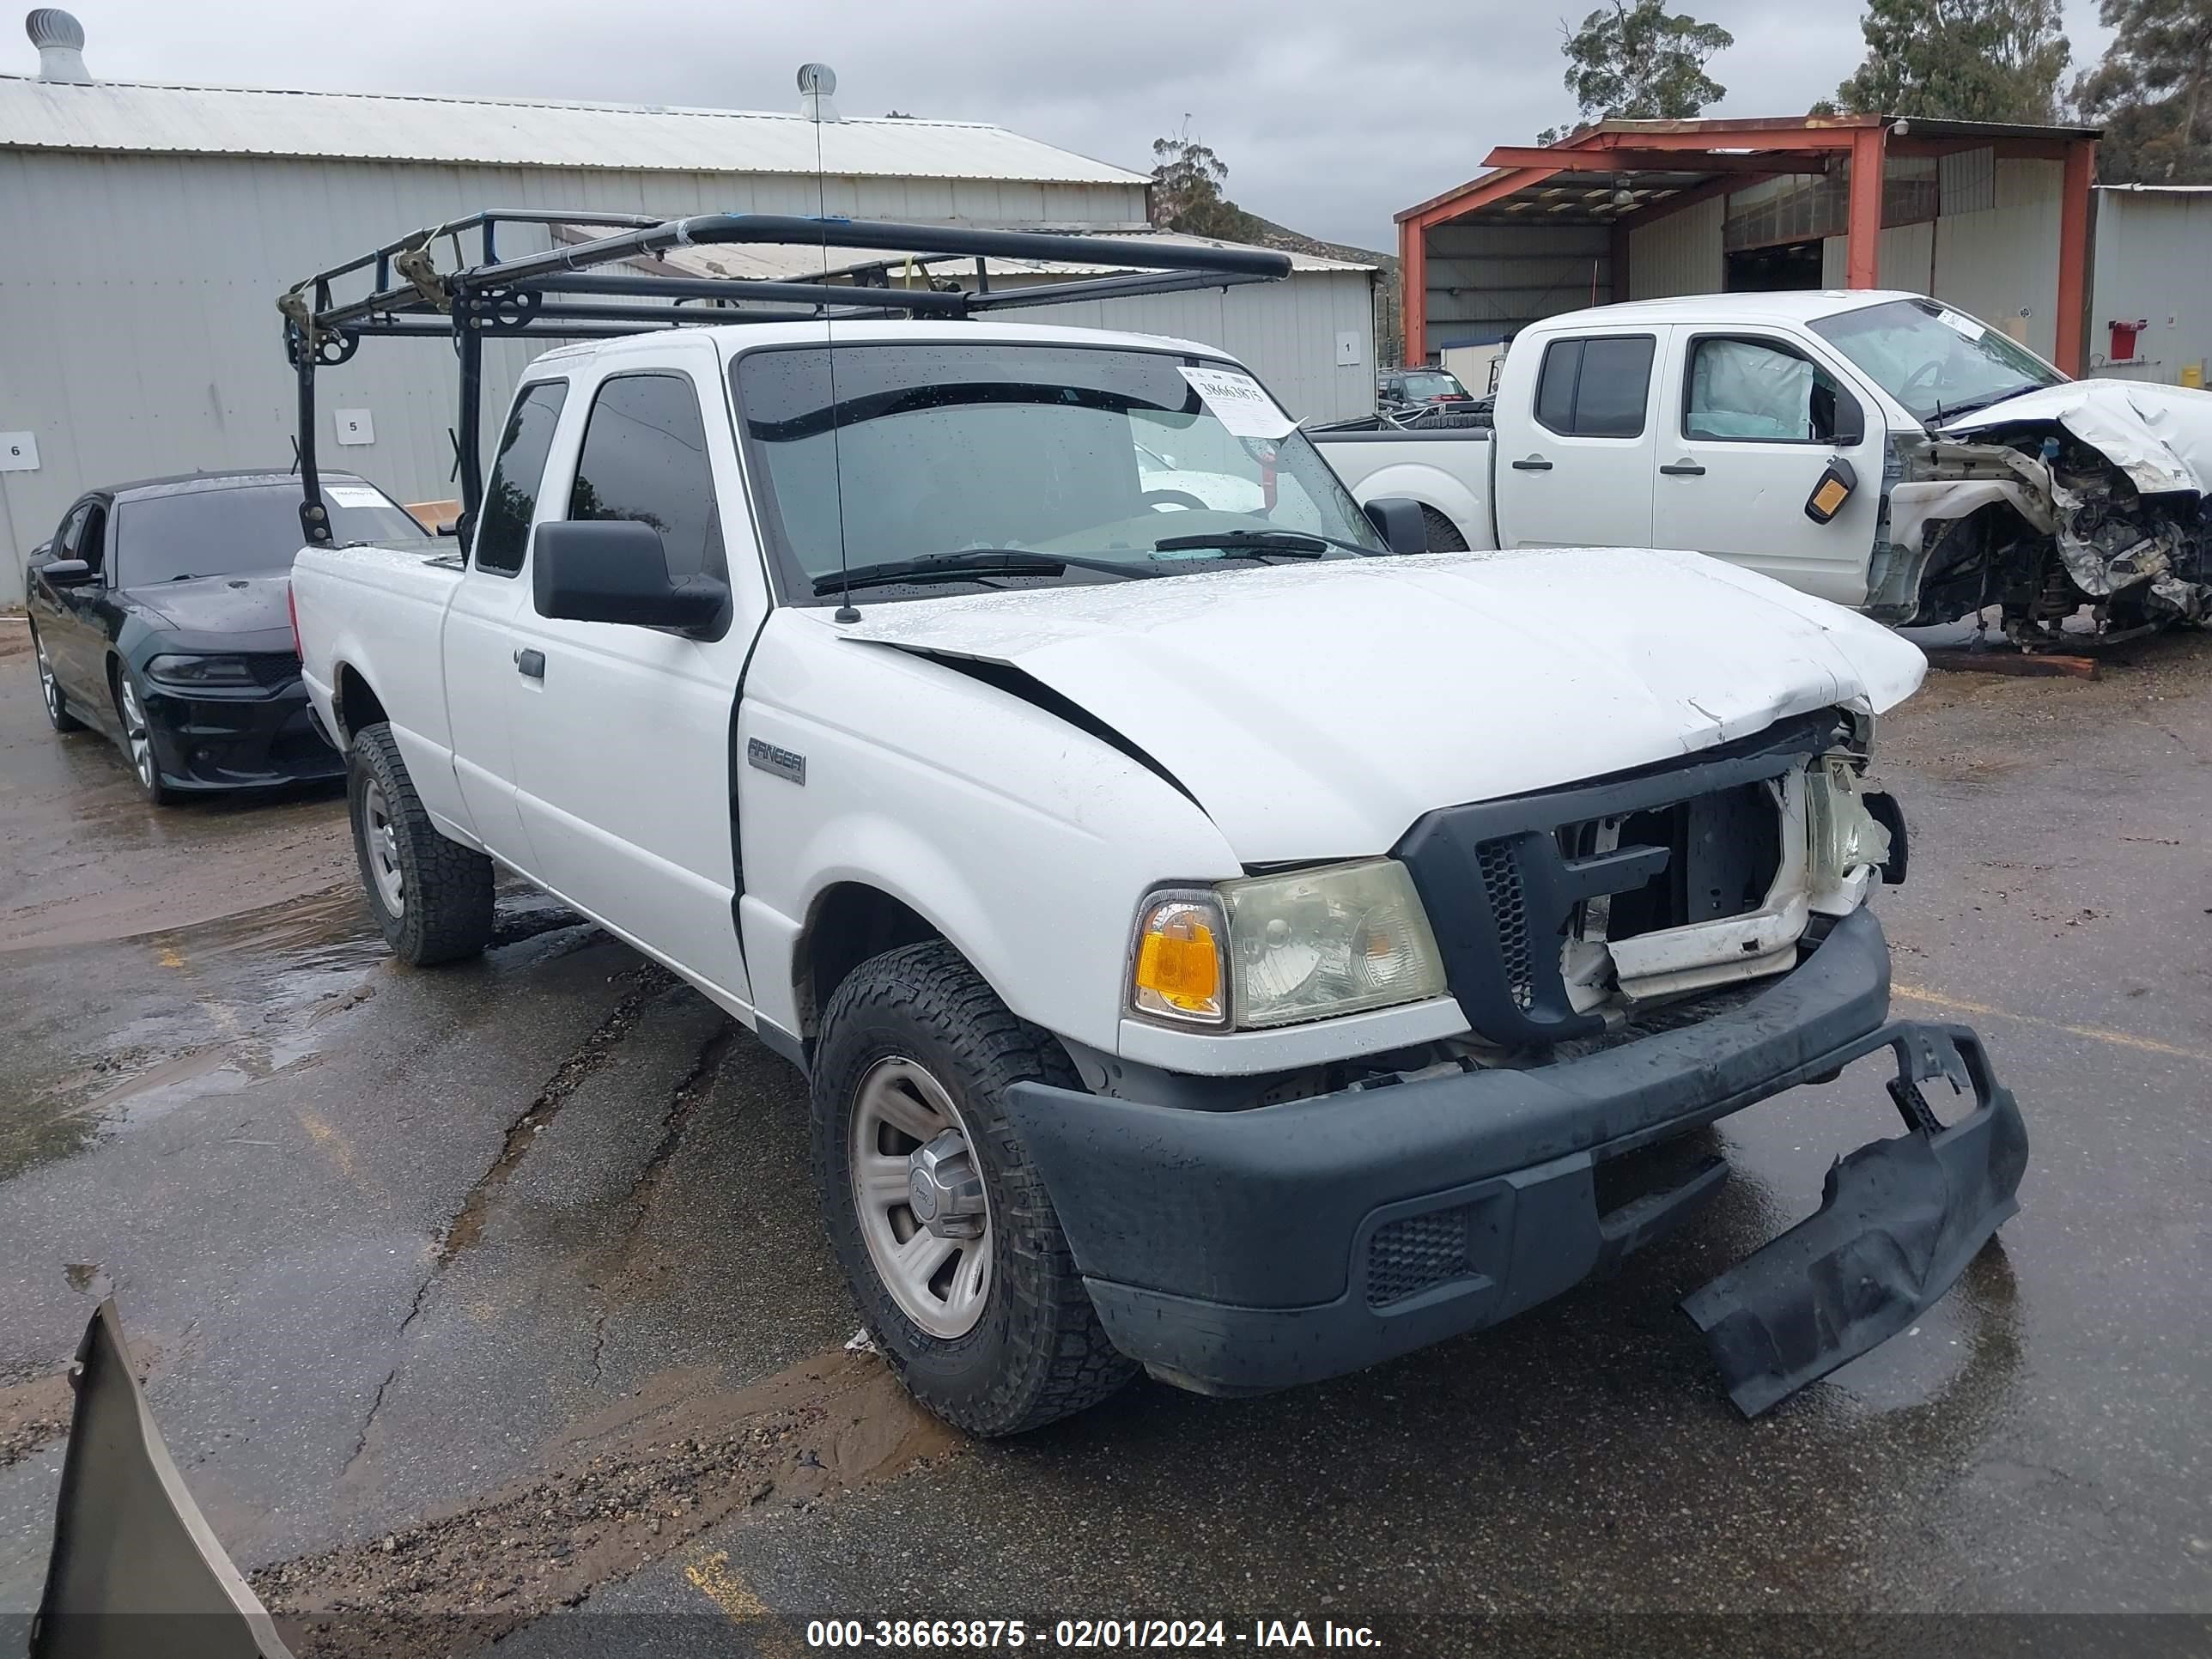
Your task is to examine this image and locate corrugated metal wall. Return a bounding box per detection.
[1000,269,1376,424]
[2088,188,2212,384]
[1421,221,1613,349]
[1927,159,2062,357]
[0,149,1150,600]
[1627,194,1723,298]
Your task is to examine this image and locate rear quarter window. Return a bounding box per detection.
[1531,335,1656,438]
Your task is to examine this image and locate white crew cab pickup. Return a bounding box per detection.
[1314,290,2212,636]
[285,217,2027,1434]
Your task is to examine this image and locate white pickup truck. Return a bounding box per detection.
[1316,290,2212,637]
[283,216,2027,1435]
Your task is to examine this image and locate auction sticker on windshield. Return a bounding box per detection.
[325,485,392,509]
[1934,307,1986,342]
[1180,367,1297,440]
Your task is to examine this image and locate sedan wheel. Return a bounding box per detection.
[113,671,171,803]
[35,634,82,732]
[848,1056,992,1340]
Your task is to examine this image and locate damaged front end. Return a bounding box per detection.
[1869,383,2212,636]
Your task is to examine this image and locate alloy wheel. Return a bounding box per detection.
[36,638,59,721]
[118,675,155,789]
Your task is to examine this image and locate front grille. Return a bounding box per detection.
[1367,1206,1475,1307]
[1474,840,1534,1011]
[1395,710,1839,1049]
[244,653,301,688]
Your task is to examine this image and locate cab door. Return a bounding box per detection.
[1493,328,1665,548]
[505,347,764,1010]
[444,378,570,861]
[1647,331,1886,607]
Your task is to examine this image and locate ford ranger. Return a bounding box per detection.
[1316,290,2212,639]
[279,213,2027,1436]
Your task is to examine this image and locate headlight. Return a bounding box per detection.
[1129,860,1448,1030]
[1806,757,1892,884]
[145,653,256,685]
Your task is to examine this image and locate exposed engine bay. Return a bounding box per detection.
[1866,380,2212,639]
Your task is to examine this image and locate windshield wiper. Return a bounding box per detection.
[811,550,1162,596]
[1151,529,1370,560]
[1930,386,2039,424]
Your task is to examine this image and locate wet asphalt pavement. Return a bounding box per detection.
[0,614,2209,1656]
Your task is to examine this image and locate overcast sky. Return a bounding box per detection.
[23,0,2119,251]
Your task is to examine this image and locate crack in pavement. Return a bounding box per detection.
[340,962,678,1481]
[586,1019,738,1384]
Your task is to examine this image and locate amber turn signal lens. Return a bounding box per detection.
[1130,897,1226,1024]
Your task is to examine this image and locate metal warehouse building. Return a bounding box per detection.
[2087,185,2212,386]
[1398,115,2100,377]
[0,18,1375,605]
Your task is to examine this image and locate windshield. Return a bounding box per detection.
[733,343,1384,601]
[115,483,420,585]
[1808,298,2064,424]
[1396,371,1468,400]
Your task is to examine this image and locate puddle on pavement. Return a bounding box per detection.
[258,1346,958,1659]
[0,884,589,1180]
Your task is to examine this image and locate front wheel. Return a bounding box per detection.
[347,721,494,965]
[112,665,173,804]
[812,941,1137,1436]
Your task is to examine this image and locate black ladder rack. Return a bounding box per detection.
[277,210,1292,545]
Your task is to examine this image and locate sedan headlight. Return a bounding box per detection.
[1129,860,1448,1030]
[145,653,256,686]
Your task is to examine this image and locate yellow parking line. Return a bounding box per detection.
[1894,982,2212,1066]
[684,1550,808,1658]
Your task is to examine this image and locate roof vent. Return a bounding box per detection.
[26,8,89,82]
[797,62,839,123]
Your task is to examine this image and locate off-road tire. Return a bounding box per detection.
[32,627,84,732]
[813,940,1137,1436]
[348,721,494,965]
[1420,505,1468,553]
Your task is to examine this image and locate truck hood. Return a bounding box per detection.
[839,548,1925,861]
[1939,379,2212,497]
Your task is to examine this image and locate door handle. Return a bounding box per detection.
[1659,460,1707,476]
[1510,456,1553,471]
[515,647,545,681]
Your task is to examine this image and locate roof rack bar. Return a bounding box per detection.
[460,213,1293,291]
[284,210,1293,550]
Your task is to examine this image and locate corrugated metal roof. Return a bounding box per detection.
[583,226,1375,281]
[0,75,1148,184]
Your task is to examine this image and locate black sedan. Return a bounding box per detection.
[25,471,424,804]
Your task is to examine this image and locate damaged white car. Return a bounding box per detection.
[1316,290,2212,640]
[280,213,2028,1437]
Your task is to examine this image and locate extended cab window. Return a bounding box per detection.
[475,380,568,575]
[1532,336,1655,438]
[566,374,724,581]
[1685,337,1857,444]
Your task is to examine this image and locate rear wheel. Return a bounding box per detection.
[1420,505,1468,553]
[33,629,82,733]
[347,721,494,965]
[813,941,1137,1436]
[112,665,173,804]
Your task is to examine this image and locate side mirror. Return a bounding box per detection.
[533,520,727,633]
[41,558,94,586]
[1362,496,1429,556]
[434,520,459,538]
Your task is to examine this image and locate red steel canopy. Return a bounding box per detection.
[1395,114,2100,372]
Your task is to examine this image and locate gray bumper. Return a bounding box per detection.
[1007,908,2027,1406]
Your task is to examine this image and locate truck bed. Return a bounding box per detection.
[1308,422,1494,553]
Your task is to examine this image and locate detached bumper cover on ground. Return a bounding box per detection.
[1008,908,2027,1409]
